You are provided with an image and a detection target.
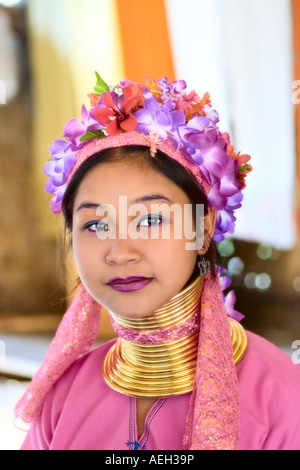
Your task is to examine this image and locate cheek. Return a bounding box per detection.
[72,232,96,276]
[178,238,199,271]
[160,237,198,272]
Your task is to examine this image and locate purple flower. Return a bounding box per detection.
[45,178,67,203]
[212,190,243,241]
[217,267,245,321]
[213,209,237,242]
[49,196,64,215]
[64,105,101,148]
[226,190,244,211]
[178,115,244,240]
[203,104,219,124]
[217,266,232,295]
[44,140,77,212]
[134,97,185,144]
[178,116,211,165]
[208,163,241,211]
[220,273,232,291]
[179,118,229,182]
[81,104,102,131]
[224,290,245,322]
[217,265,227,276]
[45,141,77,183]
[63,118,86,148]
[157,76,187,104]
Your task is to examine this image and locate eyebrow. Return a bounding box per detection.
[75,194,174,213]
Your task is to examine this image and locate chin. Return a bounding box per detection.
[107,302,158,319]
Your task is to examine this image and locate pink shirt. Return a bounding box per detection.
[21,331,300,450]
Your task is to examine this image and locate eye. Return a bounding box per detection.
[138,215,163,227]
[84,220,109,232]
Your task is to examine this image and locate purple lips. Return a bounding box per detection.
[107,276,153,292]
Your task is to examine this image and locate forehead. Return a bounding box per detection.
[74,159,190,206]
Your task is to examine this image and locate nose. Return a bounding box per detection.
[105,237,141,266]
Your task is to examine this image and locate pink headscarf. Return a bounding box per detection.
[14,133,240,450]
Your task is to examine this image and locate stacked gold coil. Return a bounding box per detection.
[110,275,203,330]
[104,276,202,397]
[229,317,248,364]
[103,276,248,398]
[103,333,199,397]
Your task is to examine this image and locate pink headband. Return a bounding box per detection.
[67,131,210,194]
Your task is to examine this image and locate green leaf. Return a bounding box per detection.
[239,163,251,172]
[80,129,105,142]
[94,72,110,96]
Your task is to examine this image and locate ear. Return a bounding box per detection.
[197,208,217,256]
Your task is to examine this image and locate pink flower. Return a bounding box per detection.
[175,90,200,114]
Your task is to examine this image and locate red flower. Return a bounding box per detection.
[94,86,144,136]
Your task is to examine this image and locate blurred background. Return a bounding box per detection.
[0,0,299,449]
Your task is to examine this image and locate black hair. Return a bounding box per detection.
[62,145,219,278]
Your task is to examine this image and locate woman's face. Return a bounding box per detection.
[72,159,205,319]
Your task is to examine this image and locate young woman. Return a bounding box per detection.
[15,75,300,450]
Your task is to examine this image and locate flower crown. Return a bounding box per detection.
[44,73,252,241]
